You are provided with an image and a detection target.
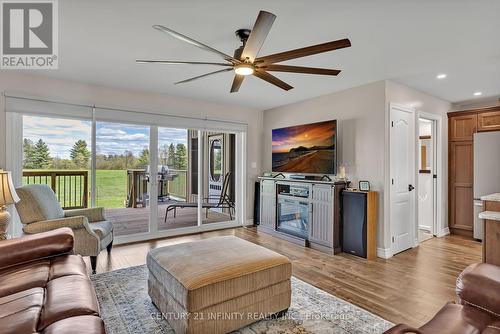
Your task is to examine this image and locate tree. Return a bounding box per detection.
[159,144,169,166]
[174,143,187,169]
[23,138,36,169]
[70,140,90,169]
[137,148,149,168]
[123,151,135,169]
[167,143,175,167]
[32,139,51,169]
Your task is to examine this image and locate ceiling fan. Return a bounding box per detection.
[137,10,351,93]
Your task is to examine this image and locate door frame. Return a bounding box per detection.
[418,111,444,238]
[389,103,417,255]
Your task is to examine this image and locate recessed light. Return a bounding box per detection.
[436,74,447,79]
[473,92,483,96]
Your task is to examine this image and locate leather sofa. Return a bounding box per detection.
[384,262,500,334]
[0,228,106,334]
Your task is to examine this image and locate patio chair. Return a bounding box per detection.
[165,172,235,222]
[15,184,113,274]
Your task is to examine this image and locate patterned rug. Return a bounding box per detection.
[91,265,393,334]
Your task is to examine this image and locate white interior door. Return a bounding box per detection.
[390,104,416,255]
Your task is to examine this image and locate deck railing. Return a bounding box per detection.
[22,170,88,209]
[126,169,188,208]
[168,169,188,200]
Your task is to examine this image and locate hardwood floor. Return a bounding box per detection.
[85,227,482,328]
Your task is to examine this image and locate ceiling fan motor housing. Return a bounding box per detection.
[234,29,251,59]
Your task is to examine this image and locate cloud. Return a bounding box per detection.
[23,115,91,158]
[23,115,191,159]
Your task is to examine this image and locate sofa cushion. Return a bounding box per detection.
[457,263,500,317]
[39,275,100,329]
[43,315,106,334]
[0,259,50,297]
[0,288,44,334]
[49,255,88,280]
[89,220,113,238]
[483,322,500,334]
[147,236,292,312]
[419,303,495,334]
[15,185,65,224]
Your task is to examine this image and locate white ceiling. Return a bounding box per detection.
[14,0,500,110]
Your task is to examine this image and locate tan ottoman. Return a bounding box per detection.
[146,236,292,334]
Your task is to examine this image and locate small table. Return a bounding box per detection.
[146,236,292,334]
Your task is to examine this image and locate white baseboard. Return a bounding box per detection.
[436,227,450,237]
[418,225,432,233]
[377,247,392,259]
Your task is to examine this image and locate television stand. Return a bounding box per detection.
[257,176,346,254]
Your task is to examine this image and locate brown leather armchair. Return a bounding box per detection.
[384,263,500,334]
[0,228,106,334]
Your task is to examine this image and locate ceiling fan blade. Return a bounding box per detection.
[136,60,232,66]
[230,75,245,93]
[175,68,233,84]
[153,25,237,63]
[253,70,293,91]
[260,64,341,76]
[241,11,276,62]
[255,38,351,64]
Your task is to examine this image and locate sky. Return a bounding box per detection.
[23,115,188,159]
[272,120,336,153]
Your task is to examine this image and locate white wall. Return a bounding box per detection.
[0,72,263,221]
[262,80,451,254]
[385,80,451,246]
[263,81,387,248]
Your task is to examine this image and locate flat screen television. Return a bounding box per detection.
[272,120,337,175]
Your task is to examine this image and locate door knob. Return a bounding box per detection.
[408,184,415,192]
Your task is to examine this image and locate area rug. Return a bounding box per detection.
[91,265,393,334]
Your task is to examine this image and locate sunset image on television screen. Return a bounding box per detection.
[272,120,336,174]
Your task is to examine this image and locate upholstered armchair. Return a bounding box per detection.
[14,184,113,274]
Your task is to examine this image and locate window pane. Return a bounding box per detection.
[22,115,91,210]
[158,127,197,230]
[96,122,150,236]
[205,132,236,223]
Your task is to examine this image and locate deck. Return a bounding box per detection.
[105,201,231,236]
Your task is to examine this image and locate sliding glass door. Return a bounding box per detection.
[11,96,246,242]
[96,122,150,236]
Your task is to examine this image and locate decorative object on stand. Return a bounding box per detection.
[0,170,20,240]
[137,11,351,92]
[337,165,346,179]
[359,180,371,192]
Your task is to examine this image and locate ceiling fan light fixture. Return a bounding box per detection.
[234,64,254,76]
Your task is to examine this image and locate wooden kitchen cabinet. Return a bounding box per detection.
[478,110,500,132]
[449,141,474,235]
[448,106,500,237]
[449,114,477,141]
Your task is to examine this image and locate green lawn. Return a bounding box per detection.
[95,170,127,208]
[23,169,187,209]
